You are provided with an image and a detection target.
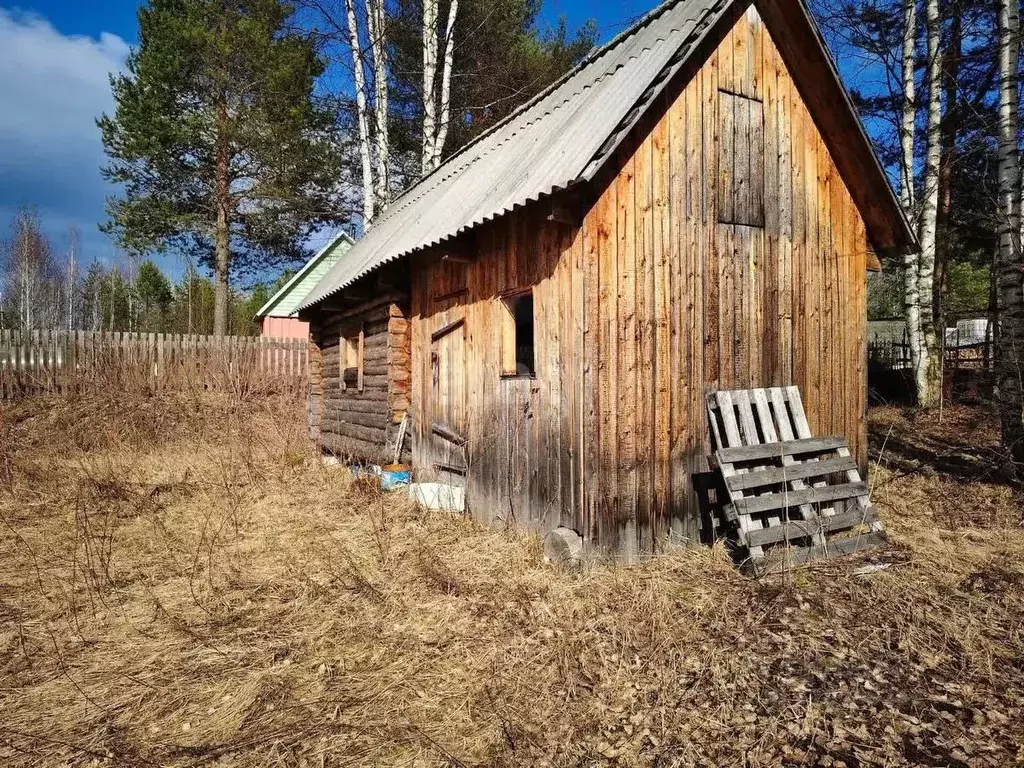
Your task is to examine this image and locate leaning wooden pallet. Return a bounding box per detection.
[706,386,887,573]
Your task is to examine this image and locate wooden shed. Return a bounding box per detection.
[299,0,915,558]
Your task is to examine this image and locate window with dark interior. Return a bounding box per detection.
[500,291,535,377]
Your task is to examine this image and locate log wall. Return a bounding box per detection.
[309,298,411,462]
[410,7,869,557]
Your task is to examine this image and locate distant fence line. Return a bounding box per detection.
[867,316,995,373]
[0,329,308,399]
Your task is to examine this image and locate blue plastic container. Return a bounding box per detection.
[381,464,412,491]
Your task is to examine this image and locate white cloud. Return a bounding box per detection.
[0,9,129,260]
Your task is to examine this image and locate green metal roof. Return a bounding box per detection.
[256,231,355,318]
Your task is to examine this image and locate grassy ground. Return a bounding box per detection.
[1,393,1023,767]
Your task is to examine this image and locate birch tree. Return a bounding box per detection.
[308,0,391,225]
[366,0,390,208]
[996,0,1024,467]
[900,0,918,216]
[1,208,63,330]
[914,0,943,407]
[900,0,931,407]
[66,226,79,332]
[421,0,459,173]
[346,0,376,223]
[430,0,459,170]
[421,0,439,173]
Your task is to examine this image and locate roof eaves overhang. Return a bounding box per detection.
[581,0,744,182]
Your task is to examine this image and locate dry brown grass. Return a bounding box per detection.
[1,395,1023,766]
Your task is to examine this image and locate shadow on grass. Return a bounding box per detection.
[869,404,1012,486]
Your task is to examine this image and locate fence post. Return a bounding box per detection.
[1,329,7,400]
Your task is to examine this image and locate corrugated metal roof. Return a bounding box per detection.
[300,0,730,310]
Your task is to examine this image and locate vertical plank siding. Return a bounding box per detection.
[409,7,870,559]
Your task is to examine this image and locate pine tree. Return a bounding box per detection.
[136,259,173,331]
[99,0,345,336]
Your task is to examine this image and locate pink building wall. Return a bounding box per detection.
[260,315,310,340]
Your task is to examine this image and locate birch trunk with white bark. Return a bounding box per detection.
[366,0,389,209]
[914,0,942,407]
[996,0,1024,468]
[430,0,459,170]
[346,0,375,226]
[421,0,439,174]
[901,0,926,407]
[900,0,917,215]
[67,227,77,333]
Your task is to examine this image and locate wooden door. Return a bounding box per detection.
[429,315,467,477]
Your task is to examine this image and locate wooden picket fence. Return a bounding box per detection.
[0,330,308,400]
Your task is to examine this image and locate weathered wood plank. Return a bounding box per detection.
[617,147,638,559]
[431,317,465,342]
[724,455,859,490]
[751,531,890,574]
[635,128,655,552]
[746,505,878,547]
[716,435,847,463]
[730,481,869,516]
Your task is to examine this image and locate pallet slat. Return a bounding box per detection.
[750,532,890,574]
[729,481,869,516]
[716,436,847,463]
[746,506,879,547]
[724,455,859,490]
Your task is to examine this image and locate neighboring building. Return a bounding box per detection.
[256,232,355,339]
[298,0,916,559]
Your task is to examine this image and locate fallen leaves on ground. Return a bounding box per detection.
[0,395,1022,766]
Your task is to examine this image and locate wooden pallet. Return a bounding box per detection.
[706,386,886,572]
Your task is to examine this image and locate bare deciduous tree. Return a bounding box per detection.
[421,0,459,173]
[366,0,390,210]
[345,0,376,225]
[1,208,65,331]
[900,0,917,216]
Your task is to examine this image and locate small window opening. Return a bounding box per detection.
[340,325,364,391]
[501,292,535,377]
[344,336,359,369]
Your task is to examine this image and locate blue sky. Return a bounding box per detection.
[0,0,653,283]
[0,0,871,285]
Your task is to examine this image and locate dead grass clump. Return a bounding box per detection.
[3,390,206,459]
[870,405,1024,528]
[0,407,12,492]
[1,398,1023,766]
